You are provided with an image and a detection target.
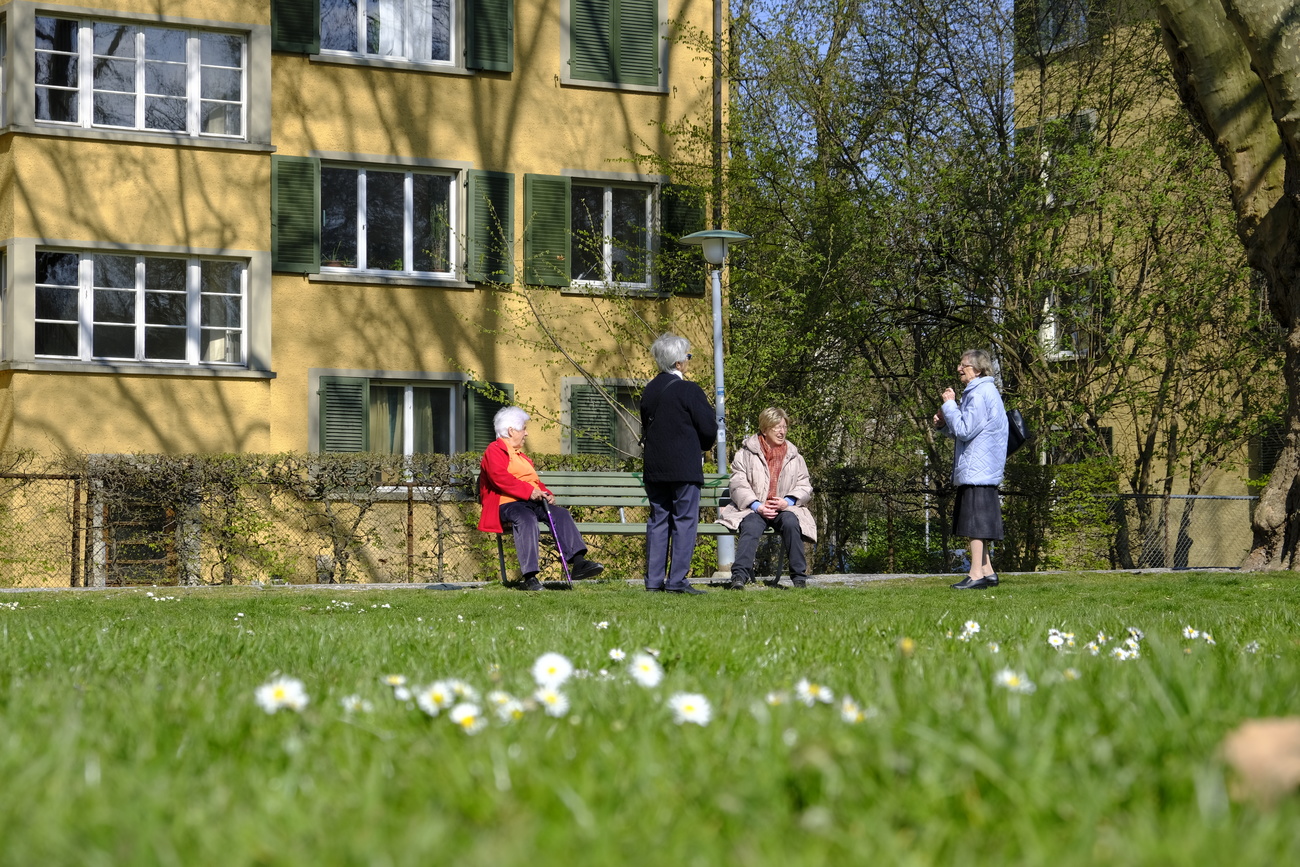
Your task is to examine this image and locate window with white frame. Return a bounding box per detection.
[35,251,245,364]
[35,16,246,138]
[321,164,455,276]
[320,0,452,63]
[1036,0,1091,52]
[571,183,651,287]
[370,382,456,456]
[318,376,512,453]
[1039,270,1104,362]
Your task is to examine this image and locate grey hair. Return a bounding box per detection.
[961,349,996,378]
[651,333,691,373]
[493,406,530,439]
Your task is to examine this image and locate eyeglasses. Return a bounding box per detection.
[957,364,974,371]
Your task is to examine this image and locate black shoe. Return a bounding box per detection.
[791,576,808,588]
[645,585,665,592]
[727,579,746,591]
[951,574,998,590]
[569,558,605,580]
[665,584,706,595]
[519,576,544,591]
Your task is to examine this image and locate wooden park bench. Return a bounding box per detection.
[491,471,779,584]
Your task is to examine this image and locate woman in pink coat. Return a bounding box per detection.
[718,407,817,589]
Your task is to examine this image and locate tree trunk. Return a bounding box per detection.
[1155,0,1300,568]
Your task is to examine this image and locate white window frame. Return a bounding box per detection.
[34,15,247,140]
[319,0,457,67]
[34,251,247,366]
[321,163,459,278]
[570,182,654,291]
[370,381,460,458]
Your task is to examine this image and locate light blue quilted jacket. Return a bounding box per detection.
[940,377,1008,486]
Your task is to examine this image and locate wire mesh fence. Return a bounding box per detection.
[0,460,1260,589]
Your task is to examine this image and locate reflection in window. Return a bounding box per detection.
[321,0,452,63]
[36,16,245,137]
[571,183,651,287]
[35,250,246,364]
[321,165,454,275]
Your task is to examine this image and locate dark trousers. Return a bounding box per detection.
[644,481,701,589]
[499,500,587,577]
[733,511,807,580]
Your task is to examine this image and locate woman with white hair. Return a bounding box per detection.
[477,406,604,591]
[933,348,1009,590]
[639,333,718,594]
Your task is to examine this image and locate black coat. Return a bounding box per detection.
[640,372,718,484]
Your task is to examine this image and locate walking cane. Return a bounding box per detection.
[544,503,573,585]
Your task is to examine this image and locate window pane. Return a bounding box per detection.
[369,386,405,455]
[610,188,649,283]
[145,292,186,325]
[366,0,403,56]
[35,52,79,87]
[94,92,137,127]
[94,255,136,289]
[36,88,78,123]
[321,0,360,52]
[94,325,135,358]
[36,285,79,320]
[93,58,136,92]
[199,102,240,136]
[571,185,605,281]
[200,295,241,328]
[36,323,78,357]
[145,258,186,291]
[413,173,451,272]
[424,0,453,62]
[36,17,79,52]
[201,329,240,363]
[145,62,186,97]
[93,23,136,57]
[198,32,242,68]
[95,289,136,324]
[201,260,242,294]
[143,27,187,62]
[36,251,80,286]
[412,386,452,454]
[201,68,241,102]
[366,170,406,271]
[146,96,187,131]
[322,167,359,266]
[145,327,186,360]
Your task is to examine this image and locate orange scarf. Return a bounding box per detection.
[759,437,787,501]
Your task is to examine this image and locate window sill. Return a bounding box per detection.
[2,361,275,379]
[309,272,475,290]
[310,52,474,76]
[561,284,668,299]
[6,124,274,152]
[559,75,667,95]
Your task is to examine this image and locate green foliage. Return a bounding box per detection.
[1,575,1298,865]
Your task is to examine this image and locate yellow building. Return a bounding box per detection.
[0,0,716,463]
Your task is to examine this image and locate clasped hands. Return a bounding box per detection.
[756,497,788,519]
[529,487,556,505]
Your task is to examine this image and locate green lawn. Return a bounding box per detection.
[1,573,1298,866]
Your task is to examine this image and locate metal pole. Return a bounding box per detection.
[712,265,735,572]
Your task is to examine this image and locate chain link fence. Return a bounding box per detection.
[0,457,1259,589]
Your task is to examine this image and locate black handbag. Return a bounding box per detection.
[1006,409,1030,455]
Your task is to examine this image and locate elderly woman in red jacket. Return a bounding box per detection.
[478,406,604,591]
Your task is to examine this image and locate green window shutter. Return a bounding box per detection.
[272,155,320,273]
[616,0,660,87]
[659,184,706,295]
[320,376,368,452]
[466,0,513,72]
[466,382,515,452]
[523,174,570,287]
[571,385,615,457]
[467,170,514,284]
[571,0,615,83]
[272,0,321,54]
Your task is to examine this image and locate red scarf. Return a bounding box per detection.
[759,436,787,500]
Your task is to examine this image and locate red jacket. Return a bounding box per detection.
[477,439,552,533]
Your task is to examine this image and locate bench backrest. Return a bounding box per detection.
[538,471,729,510]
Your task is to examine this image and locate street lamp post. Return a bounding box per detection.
[679,229,750,576]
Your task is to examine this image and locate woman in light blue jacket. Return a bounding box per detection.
[933,349,1008,590]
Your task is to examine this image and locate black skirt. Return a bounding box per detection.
[951,484,1004,541]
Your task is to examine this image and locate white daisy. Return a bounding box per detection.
[795,678,834,706]
[629,653,663,688]
[609,648,626,661]
[993,668,1036,694]
[1086,641,1101,656]
[1063,668,1081,681]
[486,690,513,709]
[393,686,412,702]
[255,676,309,714]
[987,641,1001,653]
[964,620,981,634]
[667,692,712,726]
[1202,632,1216,646]
[382,674,407,688]
[765,691,788,706]
[1244,641,1261,653]
[594,621,609,630]
[534,687,570,717]
[1127,627,1145,641]
[532,652,575,688]
[1096,631,1110,644]
[449,703,486,734]
[1047,633,1065,649]
[839,697,866,724]
[495,697,526,722]
[340,694,373,714]
[1182,625,1200,639]
[416,681,454,717]
[447,678,480,703]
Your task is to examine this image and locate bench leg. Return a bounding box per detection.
[497,535,509,585]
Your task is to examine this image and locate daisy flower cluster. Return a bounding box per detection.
[1046,628,1076,650]
[765,678,874,725]
[145,591,179,602]
[954,620,981,642]
[0,601,20,611]
[1181,625,1216,648]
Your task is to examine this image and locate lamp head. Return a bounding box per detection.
[680,229,751,266]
